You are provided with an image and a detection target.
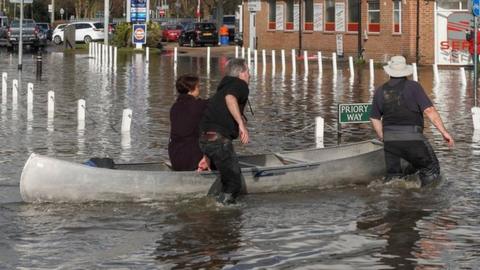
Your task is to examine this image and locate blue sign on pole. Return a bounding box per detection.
[474,0,480,16]
[131,0,148,23]
[133,24,147,44]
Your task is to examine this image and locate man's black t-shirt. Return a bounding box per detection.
[370,78,433,126]
[200,76,249,139]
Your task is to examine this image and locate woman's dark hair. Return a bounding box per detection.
[176,75,199,94]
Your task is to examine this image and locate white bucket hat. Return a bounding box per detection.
[383,56,413,77]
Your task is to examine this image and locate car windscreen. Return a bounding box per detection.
[165,25,182,30]
[223,17,235,25]
[37,23,48,30]
[11,20,36,27]
[197,24,216,31]
[93,23,104,29]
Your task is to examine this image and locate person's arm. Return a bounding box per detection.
[370,118,383,141]
[225,94,249,144]
[424,106,454,148]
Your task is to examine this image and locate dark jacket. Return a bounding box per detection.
[168,94,208,171]
[199,76,249,139]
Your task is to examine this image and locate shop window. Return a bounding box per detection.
[286,0,294,30]
[393,0,401,34]
[304,0,314,31]
[325,0,335,31]
[437,0,468,10]
[269,0,276,30]
[368,0,380,33]
[348,0,359,32]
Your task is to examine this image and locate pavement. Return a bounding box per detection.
[163,42,236,57]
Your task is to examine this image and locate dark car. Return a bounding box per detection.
[7,19,46,50]
[178,22,218,47]
[162,24,183,42]
[36,22,52,41]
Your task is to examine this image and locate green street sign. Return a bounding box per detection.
[338,103,372,124]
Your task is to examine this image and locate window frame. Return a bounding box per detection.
[325,0,335,32]
[367,0,380,33]
[393,0,401,34]
[304,0,314,31]
[268,0,276,30]
[285,0,294,31]
[347,0,359,32]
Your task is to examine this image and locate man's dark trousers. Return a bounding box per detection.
[199,137,242,197]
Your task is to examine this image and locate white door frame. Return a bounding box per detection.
[249,11,256,49]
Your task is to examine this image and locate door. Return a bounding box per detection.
[249,11,256,49]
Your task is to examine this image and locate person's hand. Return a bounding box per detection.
[239,124,249,144]
[197,156,211,172]
[443,132,454,148]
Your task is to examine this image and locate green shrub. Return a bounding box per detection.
[111,22,163,49]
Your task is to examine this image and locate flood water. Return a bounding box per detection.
[1,47,480,269]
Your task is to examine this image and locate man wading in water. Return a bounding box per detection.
[370,56,454,186]
[199,58,250,205]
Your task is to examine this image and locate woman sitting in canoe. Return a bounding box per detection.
[168,75,210,171]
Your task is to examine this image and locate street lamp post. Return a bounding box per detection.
[18,0,24,70]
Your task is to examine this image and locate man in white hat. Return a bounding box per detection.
[369,56,454,186]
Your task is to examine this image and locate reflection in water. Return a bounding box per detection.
[358,197,430,269]
[155,205,242,269]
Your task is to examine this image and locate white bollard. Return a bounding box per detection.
[78,99,86,130]
[89,42,92,57]
[247,47,251,70]
[114,46,118,70]
[262,49,266,75]
[304,50,309,75]
[12,79,18,105]
[291,49,296,74]
[369,59,374,82]
[349,56,354,79]
[109,45,113,68]
[27,83,33,121]
[315,116,324,148]
[207,47,211,74]
[460,67,467,86]
[281,49,286,74]
[235,46,239,58]
[174,47,178,64]
[2,72,7,104]
[121,108,132,133]
[47,91,55,118]
[272,50,276,75]
[332,53,337,76]
[241,47,245,58]
[473,107,480,130]
[254,49,258,75]
[412,63,418,81]
[317,51,323,75]
[146,47,150,63]
[433,64,440,83]
[27,83,33,106]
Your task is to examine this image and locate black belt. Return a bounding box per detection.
[200,131,230,143]
[383,125,423,133]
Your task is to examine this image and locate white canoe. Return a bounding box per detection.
[20,140,385,203]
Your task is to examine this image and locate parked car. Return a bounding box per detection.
[7,19,46,49]
[161,24,183,42]
[178,22,218,47]
[222,15,235,42]
[52,21,104,45]
[36,22,52,41]
[0,16,9,40]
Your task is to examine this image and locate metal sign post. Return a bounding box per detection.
[473,0,480,106]
[18,0,23,70]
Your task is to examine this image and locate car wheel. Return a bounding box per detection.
[84,35,92,44]
[53,35,62,45]
[190,38,195,47]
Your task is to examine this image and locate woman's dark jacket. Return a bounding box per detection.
[168,94,208,171]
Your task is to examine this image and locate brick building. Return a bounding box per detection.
[241,0,472,65]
